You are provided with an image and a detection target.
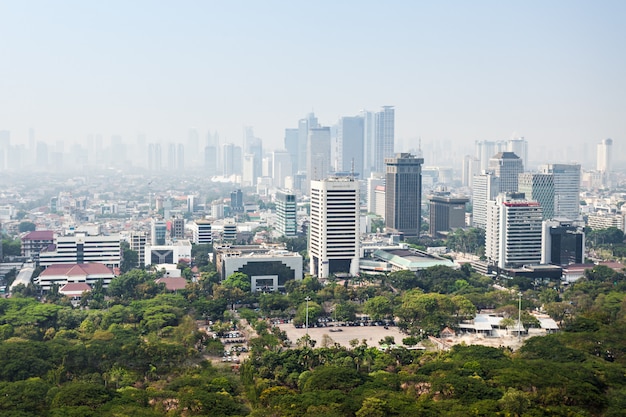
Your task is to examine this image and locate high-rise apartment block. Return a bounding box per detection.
[384,153,423,236]
[39,232,121,269]
[485,193,543,269]
[309,177,360,278]
[276,191,297,237]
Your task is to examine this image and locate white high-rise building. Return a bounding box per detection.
[507,137,528,166]
[39,233,121,269]
[130,231,147,267]
[472,171,499,229]
[272,150,292,189]
[309,177,360,278]
[596,138,613,187]
[374,106,395,173]
[306,127,331,192]
[192,220,213,244]
[486,193,543,269]
[366,173,385,214]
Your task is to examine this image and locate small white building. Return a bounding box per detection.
[144,240,192,267]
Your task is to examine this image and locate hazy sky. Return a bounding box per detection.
[1,1,625,155]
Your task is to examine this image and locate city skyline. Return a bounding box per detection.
[1,1,625,157]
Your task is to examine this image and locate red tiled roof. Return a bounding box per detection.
[155,277,188,291]
[22,231,54,241]
[40,263,114,277]
[60,282,92,293]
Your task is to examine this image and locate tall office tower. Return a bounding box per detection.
[428,192,469,237]
[130,231,147,267]
[306,127,331,191]
[188,128,199,167]
[518,173,555,219]
[374,106,395,173]
[276,190,297,237]
[167,143,177,170]
[462,155,480,187]
[230,189,243,213]
[204,145,217,175]
[359,110,376,178]
[596,138,613,187]
[540,163,581,219]
[284,128,299,176]
[36,141,49,168]
[297,112,319,177]
[366,172,385,214]
[309,177,360,278]
[541,219,585,266]
[177,143,185,170]
[186,195,195,213]
[272,150,292,189]
[337,116,365,176]
[485,193,543,269]
[242,153,256,187]
[222,143,238,176]
[475,140,507,171]
[507,137,528,166]
[148,143,162,171]
[385,153,424,237]
[151,218,167,246]
[192,220,212,244]
[488,152,524,193]
[246,136,263,182]
[110,135,126,165]
[472,171,499,229]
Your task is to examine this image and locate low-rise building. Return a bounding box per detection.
[36,263,115,291]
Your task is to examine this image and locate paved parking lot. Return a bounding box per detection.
[277,323,409,348]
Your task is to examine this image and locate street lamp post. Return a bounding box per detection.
[518,292,522,342]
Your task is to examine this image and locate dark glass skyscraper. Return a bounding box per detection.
[385,153,424,237]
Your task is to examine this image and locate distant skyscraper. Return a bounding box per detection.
[276,190,297,237]
[374,106,395,173]
[188,128,200,167]
[475,140,507,171]
[309,177,360,278]
[488,152,524,193]
[230,189,243,212]
[366,172,385,214]
[540,163,581,220]
[518,173,555,220]
[36,141,49,168]
[385,153,424,237]
[360,110,376,177]
[222,143,242,176]
[462,155,480,187]
[177,143,185,170]
[507,137,528,166]
[284,128,299,176]
[148,143,162,171]
[596,138,613,187]
[167,143,176,171]
[337,116,364,176]
[486,193,543,269]
[272,150,292,189]
[306,127,331,191]
[472,171,499,229]
[298,112,319,176]
[204,145,217,175]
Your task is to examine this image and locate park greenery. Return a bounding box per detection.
[0,237,625,415]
